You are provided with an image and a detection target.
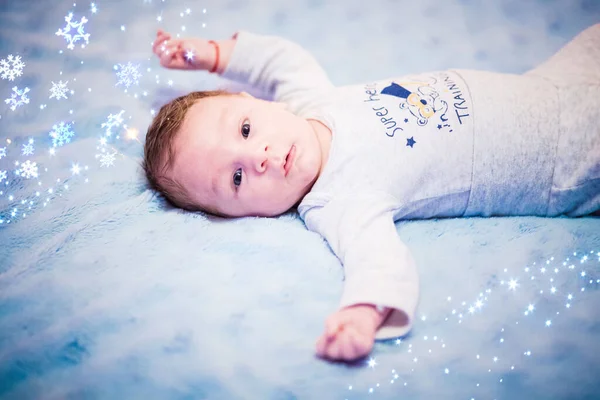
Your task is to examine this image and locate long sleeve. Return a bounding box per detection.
[220,31,334,116]
[302,193,420,339]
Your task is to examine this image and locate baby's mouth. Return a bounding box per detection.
[284,145,295,176]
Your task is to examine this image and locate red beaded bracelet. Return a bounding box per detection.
[208,40,220,73]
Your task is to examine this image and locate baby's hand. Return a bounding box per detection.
[152,29,216,71]
[316,304,386,362]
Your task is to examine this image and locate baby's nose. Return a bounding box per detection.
[254,145,282,172]
[256,145,269,171]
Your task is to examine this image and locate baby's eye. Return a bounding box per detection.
[233,168,243,187]
[241,120,251,138]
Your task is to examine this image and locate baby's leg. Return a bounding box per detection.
[527,24,600,217]
[526,23,600,86]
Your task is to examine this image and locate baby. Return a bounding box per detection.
[143,25,600,362]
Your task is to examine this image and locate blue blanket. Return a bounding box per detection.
[1,0,599,399]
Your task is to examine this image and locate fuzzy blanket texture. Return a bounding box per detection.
[0,0,599,399]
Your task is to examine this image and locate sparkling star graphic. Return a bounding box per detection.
[185,49,195,62]
[367,357,377,368]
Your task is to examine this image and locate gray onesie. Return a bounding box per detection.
[222,25,600,339]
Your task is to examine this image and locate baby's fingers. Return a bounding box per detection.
[156,29,171,42]
[347,328,373,359]
[315,333,327,357]
[152,32,172,55]
[316,331,357,361]
[316,330,342,359]
[334,330,358,360]
[325,318,343,339]
[324,336,344,360]
[159,44,183,68]
[329,327,373,361]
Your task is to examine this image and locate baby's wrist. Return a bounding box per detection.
[211,38,236,74]
[373,305,391,327]
[345,304,390,328]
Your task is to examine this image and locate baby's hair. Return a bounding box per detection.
[143,90,230,212]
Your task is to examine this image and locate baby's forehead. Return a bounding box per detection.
[180,95,250,150]
[173,101,227,169]
[185,97,233,131]
[179,102,222,141]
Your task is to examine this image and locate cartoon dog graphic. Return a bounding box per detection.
[381,81,448,126]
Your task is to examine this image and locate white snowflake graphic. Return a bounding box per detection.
[101,110,125,136]
[5,86,30,111]
[18,160,38,179]
[114,62,141,90]
[99,151,116,167]
[22,139,34,156]
[49,80,71,100]
[0,170,7,183]
[56,13,90,50]
[49,122,75,147]
[0,147,6,159]
[0,54,25,81]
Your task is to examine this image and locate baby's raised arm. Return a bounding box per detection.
[152,29,235,73]
[152,29,334,114]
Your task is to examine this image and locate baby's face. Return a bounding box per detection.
[167,94,324,217]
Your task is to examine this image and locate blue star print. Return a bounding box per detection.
[406,137,416,148]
